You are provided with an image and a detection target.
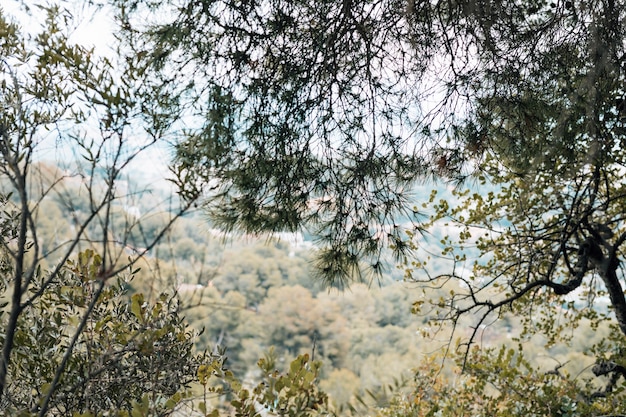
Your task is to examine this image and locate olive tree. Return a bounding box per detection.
[0,2,211,414]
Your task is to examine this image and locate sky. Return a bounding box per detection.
[2,0,173,184]
[3,1,115,51]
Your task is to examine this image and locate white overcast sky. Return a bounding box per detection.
[3,1,173,182]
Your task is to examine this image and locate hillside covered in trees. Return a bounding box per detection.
[11,159,616,414]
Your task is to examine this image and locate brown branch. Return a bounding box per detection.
[597,231,626,336]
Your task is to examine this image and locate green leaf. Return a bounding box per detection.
[131,293,144,321]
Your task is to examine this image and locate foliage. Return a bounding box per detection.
[0,1,201,414]
[377,346,626,417]
[114,0,438,284]
[114,0,625,286]
[113,0,626,308]
[1,249,206,416]
[181,252,433,410]
[197,348,331,416]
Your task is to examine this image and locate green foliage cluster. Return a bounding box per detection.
[0,249,204,416]
[0,2,207,415]
[194,348,331,417]
[24,178,626,414]
[377,345,626,417]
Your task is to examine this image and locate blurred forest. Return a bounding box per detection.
[20,159,611,412]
